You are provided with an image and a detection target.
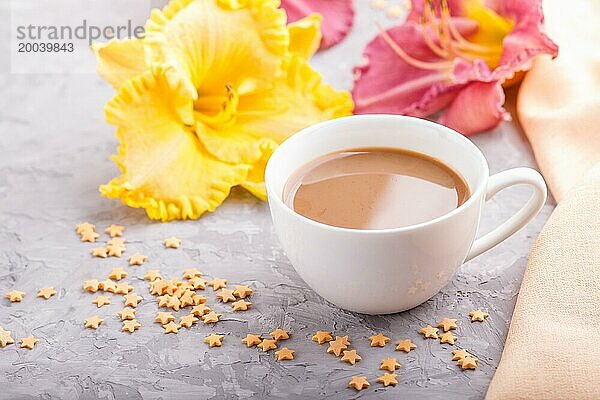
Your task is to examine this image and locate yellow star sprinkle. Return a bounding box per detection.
[122,319,141,333]
[108,268,128,281]
[75,222,95,234]
[216,289,236,303]
[191,304,211,317]
[419,325,439,339]
[369,332,391,347]
[452,349,473,361]
[270,328,290,341]
[469,309,490,322]
[163,321,180,334]
[377,373,398,387]
[182,268,202,279]
[179,314,198,328]
[5,290,26,302]
[188,277,207,290]
[37,287,57,299]
[201,311,222,324]
[83,279,100,293]
[380,357,401,372]
[232,285,253,299]
[0,328,15,347]
[275,347,295,361]
[105,224,125,237]
[154,312,175,325]
[92,295,111,308]
[144,270,162,282]
[204,334,225,347]
[326,337,348,357]
[438,317,458,332]
[192,294,207,305]
[100,279,117,293]
[459,355,479,370]
[81,230,100,242]
[341,349,362,365]
[163,237,181,249]
[115,282,134,295]
[107,244,125,257]
[395,338,417,352]
[117,307,136,320]
[128,253,147,266]
[257,339,277,352]
[232,300,252,311]
[84,316,104,329]
[348,376,370,391]
[20,335,38,350]
[311,331,333,344]
[207,278,227,290]
[123,293,143,307]
[440,332,458,345]
[91,247,108,258]
[242,334,262,348]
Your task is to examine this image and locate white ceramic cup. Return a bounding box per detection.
[265,115,547,314]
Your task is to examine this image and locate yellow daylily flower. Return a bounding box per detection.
[94,0,353,221]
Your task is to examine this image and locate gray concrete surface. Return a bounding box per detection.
[0,1,553,398]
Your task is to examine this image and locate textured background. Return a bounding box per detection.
[0,1,554,399]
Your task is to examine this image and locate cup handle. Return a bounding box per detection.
[465,167,547,262]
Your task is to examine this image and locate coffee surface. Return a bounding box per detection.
[283,148,470,229]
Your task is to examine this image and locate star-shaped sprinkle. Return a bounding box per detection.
[189,277,207,290]
[105,224,124,237]
[123,293,143,307]
[5,290,26,302]
[469,309,489,322]
[84,316,104,329]
[192,294,207,305]
[341,349,362,365]
[438,317,458,332]
[216,289,236,303]
[100,279,117,293]
[257,339,277,352]
[108,268,128,281]
[182,268,202,279]
[191,304,212,317]
[107,245,125,257]
[395,339,417,352]
[348,376,369,391]
[154,312,175,324]
[128,253,147,266]
[327,337,348,356]
[150,280,169,295]
[117,307,136,321]
[232,300,252,311]
[270,328,290,341]
[75,222,95,234]
[369,332,391,347]
[179,314,198,328]
[165,296,181,311]
[419,325,439,339]
[163,321,180,334]
[163,237,181,249]
[440,332,458,345]
[459,355,479,370]
[81,230,100,242]
[179,291,195,308]
[275,347,295,361]
[377,373,398,387]
[122,319,141,333]
[91,247,108,258]
[204,333,225,347]
[232,285,253,298]
[83,279,100,293]
[20,335,38,349]
[0,329,15,347]
[380,357,401,372]
[92,295,111,308]
[242,334,262,347]
[37,287,57,299]
[207,278,227,290]
[312,331,333,344]
[452,349,473,361]
[114,282,134,294]
[144,270,162,282]
[201,311,222,324]
[107,237,126,247]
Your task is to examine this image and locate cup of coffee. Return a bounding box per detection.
[265,115,546,314]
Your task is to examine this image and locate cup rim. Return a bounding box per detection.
[265,114,489,234]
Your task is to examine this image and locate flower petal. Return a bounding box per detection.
[144,0,289,99]
[101,66,250,221]
[92,38,147,90]
[281,0,354,49]
[239,139,278,200]
[439,80,508,135]
[287,13,323,59]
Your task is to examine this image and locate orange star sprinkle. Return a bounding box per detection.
[418,325,439,339]
[154,312,175,324]
[75,222,95,234]
[163,321,180,334]
[81,230,100,242]
[201,311,222,324]
[377,373,398,387]
[91,247,108,258]
[459,355,479,370]
[105,224,125,237]
[0,328,15,347]
[341,349,362,365]
[438,317,458,332]
[182,268,202,279]
[369,332,391,347]
[20,335,38,349]
[129,253,148,266]
[37,287,57,299]
[107,245,125,257]
[192,294,207,305]
[108,268,128,281]
[348,376,370,391]
[83,279,100,293]
[123,293,143,307]
[163,237,181,248]
[270,328,290,341]
[84,316,104,329]
[257,339,277,352]
[122,319,141,333]
[204,334,225,347]
[395,339,417,352]
[327,337,348,356]
[275,347,295,361]
[232,300,252,311]
[216,289,236,303]
[117,307,136,320]
[179,314,198,328]
[107,237,126,247]
[242,334,262,347]
[440,332,458,345]
[5,290,26,302]
[207,278,227,290]
[380,357,401,372]
[144,270,162,281]
[92,295,111,308]
[232,285,253,298]
[114,282,134,294]
[100,279,117,293]
[191,304,211,317]
[312,331,333,344]
[469,309,489,322]
[188,277,207,290]
[452,349,473,361]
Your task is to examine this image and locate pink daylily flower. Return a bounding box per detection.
[352,0,558,135]
[281,0,354,49]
